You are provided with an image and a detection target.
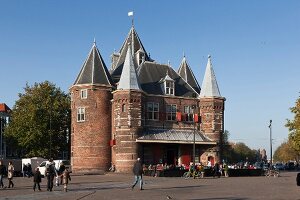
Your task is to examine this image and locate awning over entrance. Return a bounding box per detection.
[136,129,216,145]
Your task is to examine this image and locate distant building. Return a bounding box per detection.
[0,103,11,159]
[70,26,226,173]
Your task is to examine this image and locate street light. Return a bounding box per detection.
[268,120,272,168]
[192,105,197,179]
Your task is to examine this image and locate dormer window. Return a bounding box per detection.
[160,70,175,96]
[165,81,174,95]
[81,89,87,99]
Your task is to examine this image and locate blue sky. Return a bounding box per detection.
[1,1,300,157]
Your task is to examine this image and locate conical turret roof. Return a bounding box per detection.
[117,43,141,90]
[200,55,221,98]
[111,26,152,83]
[74,41,114,86]
[178,56,201,94]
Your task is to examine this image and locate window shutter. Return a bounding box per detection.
[194,114,199,123]
[177,112,182,122]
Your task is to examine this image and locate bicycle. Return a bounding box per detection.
[182,170,201,179]
[264,169,279,177]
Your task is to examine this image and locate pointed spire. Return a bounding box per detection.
[178,55,201,94]
[200,55,221,97]
[117,42,141,90]
[74,41,114,86]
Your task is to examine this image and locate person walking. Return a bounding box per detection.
[46,159,56,191]
[58,162,66,185]
[0,160,6,189]
[7,161,14,188]
[33,168,42,191]
[131,158,143,190]
[62,168,71,192]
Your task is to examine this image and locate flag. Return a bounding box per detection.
[128,11,133,16]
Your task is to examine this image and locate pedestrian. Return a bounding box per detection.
[22,164,28,178]
[7,161,14,188]
[33,168,42,191]
[213,163,220,178]
[0,160,6,189]
[27,163,32,178]
[46,159,56,191]
[62,168,71,192]
[58,162,66,185]
[131,157,143,190]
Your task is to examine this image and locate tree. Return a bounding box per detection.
[4,81,71,158]
[273,140,299,162]
[286,97,300,153]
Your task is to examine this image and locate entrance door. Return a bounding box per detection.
[208,156,215,166]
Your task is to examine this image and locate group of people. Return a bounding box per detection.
[22,163,33,177]
[35,158,71,192]
[0,160,14,189]
[0,158,71,192]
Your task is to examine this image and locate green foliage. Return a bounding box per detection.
[4,81,70,158]
[286,97,300,152]
[223,142,257,163]
[273,140,299,162]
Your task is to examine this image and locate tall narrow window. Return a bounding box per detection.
[77,107,85,122]
[166,104,176,121]
[184,106,194,122]
[122,104,126,112]
[165,81,175,95]
[147,102,159,120]
[80,89,87,99]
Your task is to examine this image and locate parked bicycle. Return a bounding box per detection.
[182,170,202,179]
[264,169,279,177]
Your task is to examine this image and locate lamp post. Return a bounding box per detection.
[192,105,197,179]
[268,120,272,168]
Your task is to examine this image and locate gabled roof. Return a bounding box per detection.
[159,71,174,83]
[0,103,11,114]
[137,62,199,98]
[178,56,201,94]
[137,129,215,144]
[111,27,152,83]
[117,43,141,90]
[200,55,221,98]
[74,41,114,86]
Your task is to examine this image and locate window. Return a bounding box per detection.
[165,81,174,95]
[147,102,159,120]
[70,92,73,101]
[77,107,85,122]
[122,104,126,112]
[80,89,87,99]
[166,104,177,121]
[184,106,194,122]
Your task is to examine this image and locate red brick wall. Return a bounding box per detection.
[112,90,143,172]
[70,85,112,173]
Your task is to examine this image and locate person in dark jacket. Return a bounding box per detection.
[46,159,56,191]
[0,160,6,188]
[58,163,66,185]
[33,168,42,191]
[213,163,220,178]
[131,158,143,190]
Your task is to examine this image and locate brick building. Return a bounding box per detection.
[0,103,11,159]
[70,26,226,173]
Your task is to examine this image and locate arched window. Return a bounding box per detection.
[122,104,126,112]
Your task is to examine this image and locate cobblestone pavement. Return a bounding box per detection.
[0,171,299,200]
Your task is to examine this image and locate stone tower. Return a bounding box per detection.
[199,55,225,163]
[112,42,144,172]
[70,41,114,174]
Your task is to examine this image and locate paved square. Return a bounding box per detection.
[0,171,299,200]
